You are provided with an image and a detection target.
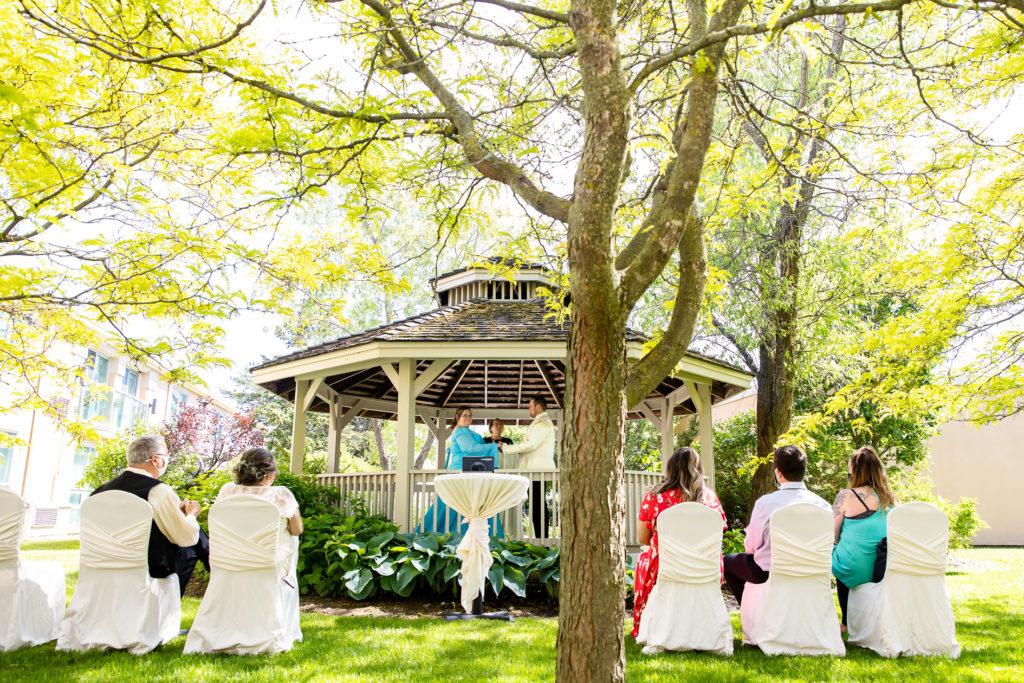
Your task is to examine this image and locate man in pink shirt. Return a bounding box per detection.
[723,445,830,604]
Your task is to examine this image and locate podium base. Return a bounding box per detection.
[442,610,513,622]
[442,595,514,622]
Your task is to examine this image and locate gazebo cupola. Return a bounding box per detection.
[250,259,752,537]
[432,259,553,306]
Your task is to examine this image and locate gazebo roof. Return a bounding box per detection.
[251,298,751,422]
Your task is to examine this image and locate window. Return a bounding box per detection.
[78,350,111,420]
[0,431,14,486]
[170,389,189,416]
[68,490,87,532]
[73,444,96,470]
[122,369,139,396]
[111,369,146,429]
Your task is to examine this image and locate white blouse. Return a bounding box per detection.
[215,483,300,519]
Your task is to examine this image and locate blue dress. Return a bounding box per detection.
[832,489,888,588]
[418,427,504,536]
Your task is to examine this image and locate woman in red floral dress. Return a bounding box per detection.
[632,446,727,638]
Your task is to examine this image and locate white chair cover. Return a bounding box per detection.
[434,473,530,613]
[57,491,180,655]
[0,490,66,651]
[740,503,845,656]
[184,495,301,655]
[848,502,960,658]
[636,503,732,655]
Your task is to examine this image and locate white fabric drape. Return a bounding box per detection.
[184,494,301,655]
[0,491,66,652]
[848,502,960,658]
[636,503,732,655]
[57,491,180,655]
[433,474,529,613]
[740,503,845,656]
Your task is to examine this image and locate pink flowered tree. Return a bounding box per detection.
[162,399,264,475]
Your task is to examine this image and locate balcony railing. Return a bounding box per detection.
[316,468,662,548]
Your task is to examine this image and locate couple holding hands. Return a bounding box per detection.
[421,395,555,538]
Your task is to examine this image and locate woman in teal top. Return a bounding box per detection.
[831,446,898,628]
[419,406,504,536]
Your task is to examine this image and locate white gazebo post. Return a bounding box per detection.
[436,409,449,469]
[686,379,715,490]
[392,359,416,532]
[290,378,311,474]
[660,397,673,462]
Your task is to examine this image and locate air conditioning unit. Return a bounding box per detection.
[48,395,70,418]
[32,507,59,527]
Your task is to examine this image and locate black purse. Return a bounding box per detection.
[872,537,888,583]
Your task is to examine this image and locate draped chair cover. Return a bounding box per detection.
[57,491,180,655]
[636,503,733,655]
[0,490,66,651]
[184,495,301,655]
[433,474,529,613]
[740,503,845,656]
[848,502,960,658]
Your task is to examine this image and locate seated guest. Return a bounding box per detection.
[632,446,726,639]
[419,406,503,536]
[482,418,514,450]
[832,445,897,630]
[91,435,209,597]
[216,448,303,536]
[723,445,830,605]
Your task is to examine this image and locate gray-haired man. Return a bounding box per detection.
[91,435,210,596]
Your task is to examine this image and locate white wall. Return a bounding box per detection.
[928,412,1024,546]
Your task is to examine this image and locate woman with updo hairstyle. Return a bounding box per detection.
[215,448,303,535]
[631,446,726,639]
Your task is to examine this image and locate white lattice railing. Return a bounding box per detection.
[316,469,663,547]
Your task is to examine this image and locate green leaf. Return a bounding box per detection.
[345,567,373,597]
[410,554,430,573]
[413,535,440,554]
[501,549,533,567]
[394,561,419,592]
[503,566,527,597]
[367,531,395,550]
[443,561,462,583]
[487,564,504,598]
[373,558,396,577]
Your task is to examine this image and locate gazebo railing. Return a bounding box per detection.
[316,469,662,547]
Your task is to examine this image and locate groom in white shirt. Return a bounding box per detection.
[501,395,556,538]
[723,445,830,604]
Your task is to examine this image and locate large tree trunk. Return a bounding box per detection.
[557,254,628,682]
[372,419,389,470]
[749,333,797,507]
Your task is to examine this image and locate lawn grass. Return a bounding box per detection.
[2,543,1021,682]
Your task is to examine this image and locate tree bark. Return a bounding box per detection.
[373,419,389,470]
[413,432,435,469]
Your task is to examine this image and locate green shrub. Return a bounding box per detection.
[722,529,746,555]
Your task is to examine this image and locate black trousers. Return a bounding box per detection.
[723,552,769,605]
[836,577,850,626]
[530,481,550,539]
[169,528,210,597]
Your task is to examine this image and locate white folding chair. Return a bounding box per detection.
[0,490,66,651]
[636,503,733,656]
[848,502,960,658]
[740,503,845,656]
[184,494,301,655]
[57,491,180,654]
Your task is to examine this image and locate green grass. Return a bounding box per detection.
[2,543,1022,682]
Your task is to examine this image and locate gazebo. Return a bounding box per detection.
[250,261,752,545]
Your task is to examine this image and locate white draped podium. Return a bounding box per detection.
[636,503,733,656]
[0,490,66,652]
[740,503,845,656]
[848,502,960,658]
[433,473,529,613]
[184,495,301,655]
[57,491,180,655]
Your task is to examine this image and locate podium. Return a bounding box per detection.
[433,473,529,621]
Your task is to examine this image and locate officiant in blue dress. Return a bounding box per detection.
[419,406,504,536]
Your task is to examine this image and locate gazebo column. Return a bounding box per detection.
[686,379,715,489]
[392,359,416,532]
[326,395,342,474]
[436,410,449,469]
[659,398,674,462]
[290,379,311,474]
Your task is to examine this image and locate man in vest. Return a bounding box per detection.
[91,435,209,597]
[501,395,556,538]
